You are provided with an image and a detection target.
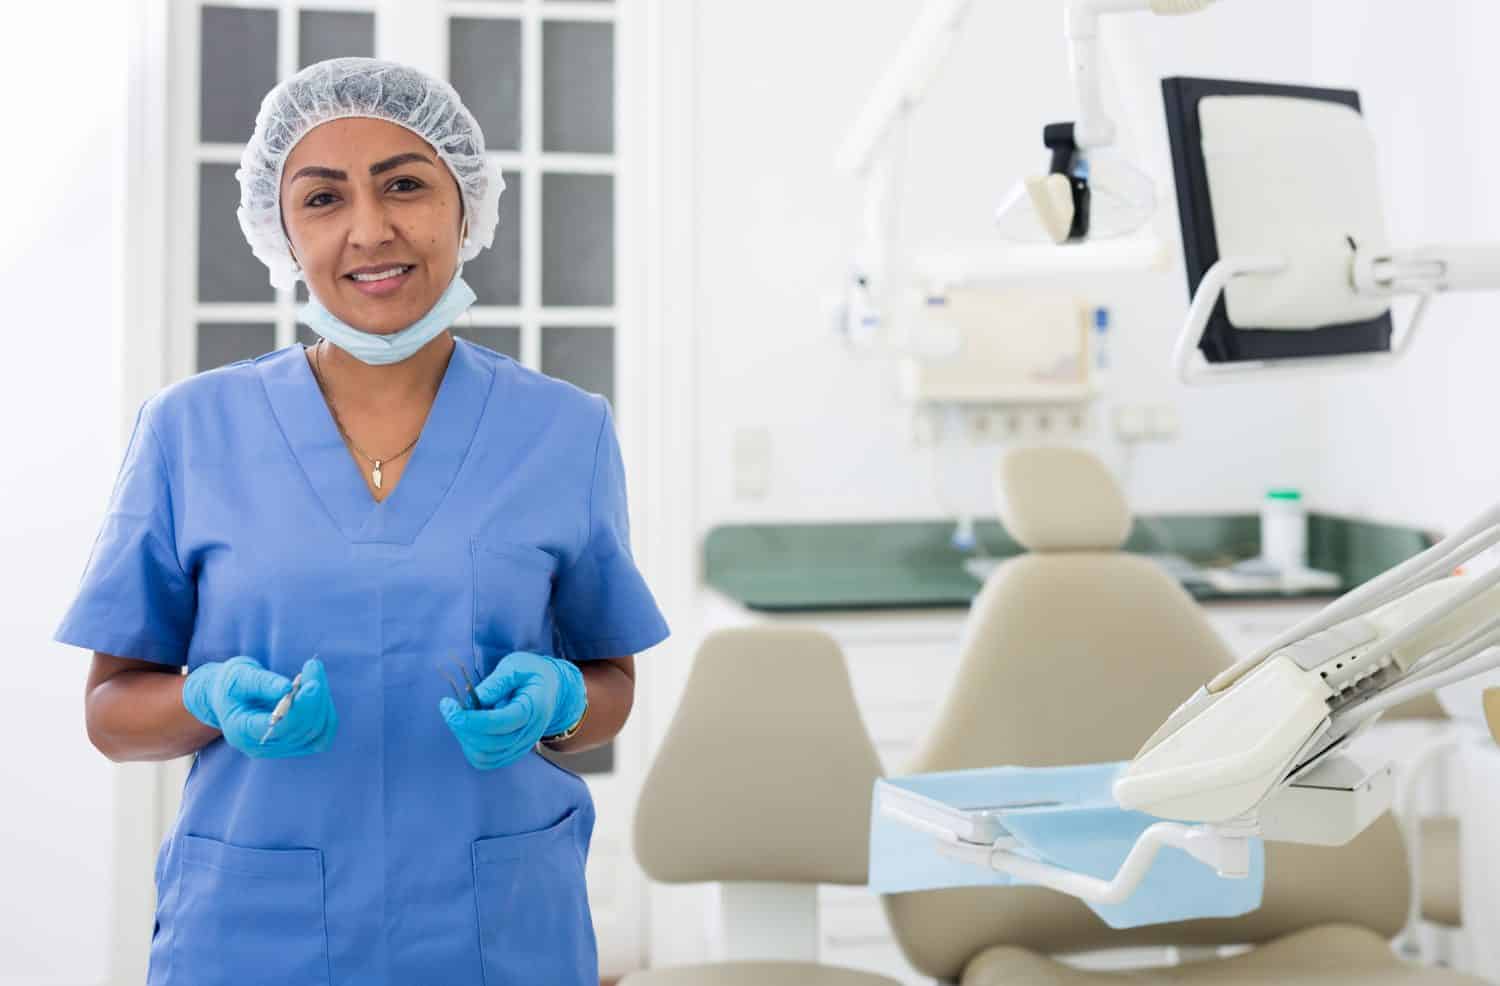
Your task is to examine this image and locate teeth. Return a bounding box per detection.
[350,266,410,282]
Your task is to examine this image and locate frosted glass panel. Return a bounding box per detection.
[465,171,522,306]
[543,22,613,154]
[542,174,613,306]
[541,325,613,405]
[449,18,522,151]
[299,10,375,69]
[199,164,274,303]
[540,743,613,775]
[198,323,276,372]
[200,6,277,143]
[456,326,521,359]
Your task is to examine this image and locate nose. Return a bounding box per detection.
[346,188,396,252]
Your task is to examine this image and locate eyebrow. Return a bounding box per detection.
[289,152,438,185]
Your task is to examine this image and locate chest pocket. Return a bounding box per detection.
[471,539,558,660]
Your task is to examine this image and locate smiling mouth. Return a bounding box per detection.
[345,264,415,283]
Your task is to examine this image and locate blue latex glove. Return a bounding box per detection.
[440,651,587,770]
[182,656,337,758]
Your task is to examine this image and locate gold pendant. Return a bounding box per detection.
[372,460,383,489]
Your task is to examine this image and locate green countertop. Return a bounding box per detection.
[703,514,1436,613]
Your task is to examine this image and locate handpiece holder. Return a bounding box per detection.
[880,755,1389,908]
[1169,247,1479,385]
[940,821,1253,905]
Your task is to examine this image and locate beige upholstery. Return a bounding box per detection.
[961,924,1481,984]
[620,961,901,986]
[1385,692,1449,720]
[1420,816,1462,927]
[916,552,1234,770]
[627,627,896,986]
[881,446,1417,984]
[997,446,1132,552]
[634,626,883,884]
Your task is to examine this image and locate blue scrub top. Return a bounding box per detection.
[55,338,670,986]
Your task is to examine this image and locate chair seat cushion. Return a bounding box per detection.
[961,924,1485,985]
[619,960,903,986]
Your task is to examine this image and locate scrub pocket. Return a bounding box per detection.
[169,834,330,986]
[472,539,557,657]
[472,807,596,986]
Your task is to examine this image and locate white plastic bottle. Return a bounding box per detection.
[1092,305,1111,373]
[1261,489,1307,574]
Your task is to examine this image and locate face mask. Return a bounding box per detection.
[298,270,477,366]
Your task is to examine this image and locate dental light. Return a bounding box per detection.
[834,0,1218,344]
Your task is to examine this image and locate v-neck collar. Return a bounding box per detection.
[257,338,496,545]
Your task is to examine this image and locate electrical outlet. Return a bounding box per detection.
[732,428,771,500]
[966,407,995,441]
[1147,404,1180,440]
[910,407,939,447]
[1114,405,1149,441]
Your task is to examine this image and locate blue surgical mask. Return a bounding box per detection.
[298,270,477,366]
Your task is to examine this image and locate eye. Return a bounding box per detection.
[305,191,338,208]
[389,177,424,193]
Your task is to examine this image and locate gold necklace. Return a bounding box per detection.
[310,341,422,491]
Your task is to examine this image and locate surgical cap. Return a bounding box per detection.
[235,57,505,290]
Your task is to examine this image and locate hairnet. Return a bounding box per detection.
[235,57,504,290]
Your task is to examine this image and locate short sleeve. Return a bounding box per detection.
[552,399,670,661]
[53,400,196,666]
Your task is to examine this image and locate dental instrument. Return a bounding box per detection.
[440,654,484,711]
[260,671,305,744]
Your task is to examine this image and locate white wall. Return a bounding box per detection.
[659,1,1385,972]
[1312,0,1500,535]
[692,0,1380,531]
[0,4,128,983]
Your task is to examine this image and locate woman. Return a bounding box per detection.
[55,58,668,986]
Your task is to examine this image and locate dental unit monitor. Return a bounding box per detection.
[1167,77,1500,383]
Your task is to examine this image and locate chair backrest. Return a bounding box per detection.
[881,447,1409,983]
[634,626,883,885]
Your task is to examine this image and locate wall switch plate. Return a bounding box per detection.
[1114,405,1149,441]
[1147,404,1180,440]
[732,428,771,500]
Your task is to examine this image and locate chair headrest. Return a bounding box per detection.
[996,446,1131,552]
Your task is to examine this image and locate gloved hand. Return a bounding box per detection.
[183,656,338,758]
[440,651,587,770]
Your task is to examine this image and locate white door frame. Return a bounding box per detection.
[112,2,175,983]
[636,0,708,969]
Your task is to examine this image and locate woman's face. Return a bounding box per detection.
[280,117,464,335]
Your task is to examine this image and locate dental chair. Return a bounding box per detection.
[622,626,900,986]
[880,446,1482,985]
